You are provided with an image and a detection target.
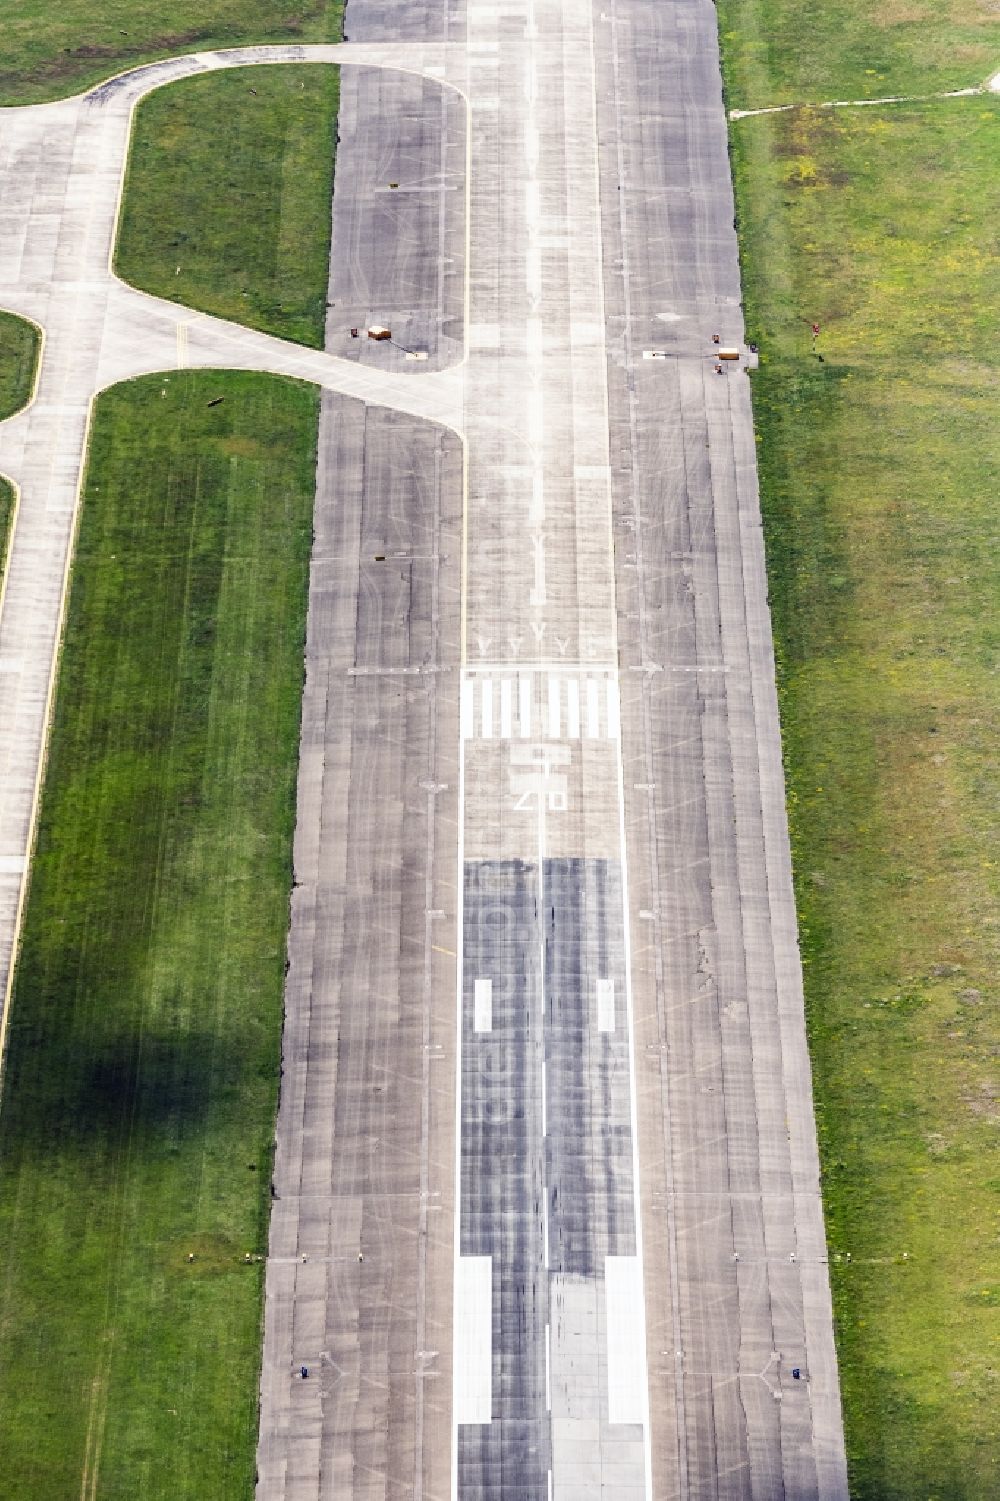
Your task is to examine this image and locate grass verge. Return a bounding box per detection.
[0,0,343,106]
[0,369,318,1500]
[718,0,999,109]
[0,310,40,589]
[725,58,1000,1501]
[116,65,339,348]
[0,479,13,581]
[0,309,40,421]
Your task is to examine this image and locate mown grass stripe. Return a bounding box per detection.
[0,371,318,1500]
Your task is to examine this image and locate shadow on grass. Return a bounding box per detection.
[0,1004,277,1165]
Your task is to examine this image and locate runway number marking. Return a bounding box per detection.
[509,743,570,813]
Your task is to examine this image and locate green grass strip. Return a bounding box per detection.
[726,77,1000,1501]
[0,311,40,592]
[718,0,998,110]
[0,0,343,106]
[0,309,40,422]
[0,370,318,1500]
[116,65,339,349]
[0,478,14,583]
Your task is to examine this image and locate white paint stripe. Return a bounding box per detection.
[606,677,621,740]
[545,1322,551,1411]
[597,977,615,1032]
[474,977,492,1032]
[530,471,544,526]
[454,1257,493,1424]
[500,678,512,738]
[566,677,580,738]
[519,674,532,737]
[470,660,617,674]
[605,1256,647,1424]
[527,400,544,451]
[586,678,600,738]
[460,677,473,740]
[481,678,493,739]
[548,676,560,739]
[452,639,468,1501]
[542,1196,549,1270]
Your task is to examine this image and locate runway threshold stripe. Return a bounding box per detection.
[566,677,580,739]
[597,977,615,1032]
[500,678,512,738]
[474,977,492,1032]
[605,1256,648,1425]
[606,678,621,740]
[586,678,601,738]
[519,673,533,737]
[454,1256,493,1424]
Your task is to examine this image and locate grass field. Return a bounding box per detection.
[116,66,339,348]
[719,0,999,109]
[0,370,318,1499]
[721,12,1000,1496]
[0,0,343,106]
[0,309,40,421]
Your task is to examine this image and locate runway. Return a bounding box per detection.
[257,0,848,1494]
[0,5,849,1498]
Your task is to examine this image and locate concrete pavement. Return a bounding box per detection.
[254,396,462,1500]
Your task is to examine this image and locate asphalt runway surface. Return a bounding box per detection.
[0,7,849,1499]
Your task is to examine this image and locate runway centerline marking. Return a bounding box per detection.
[452,0,652,1490]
